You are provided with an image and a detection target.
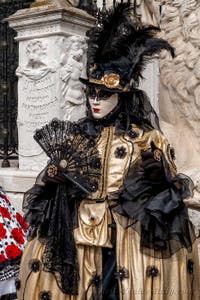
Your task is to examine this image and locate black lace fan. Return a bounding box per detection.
[34,118,101,194]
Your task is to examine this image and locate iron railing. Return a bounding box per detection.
[0,0,34,167]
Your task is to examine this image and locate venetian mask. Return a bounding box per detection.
[88,88,119,119]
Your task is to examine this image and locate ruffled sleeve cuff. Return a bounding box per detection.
[117,161,195,258]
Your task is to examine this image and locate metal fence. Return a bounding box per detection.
[0,0,34,167]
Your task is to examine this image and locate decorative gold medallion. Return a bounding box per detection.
[47,164,58,178]
[153,149,162,161]
[103,73,120,88]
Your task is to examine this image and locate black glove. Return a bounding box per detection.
[43,163,67,184]
[141,142,166,182]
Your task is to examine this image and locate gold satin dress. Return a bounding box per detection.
[17,125,200,300]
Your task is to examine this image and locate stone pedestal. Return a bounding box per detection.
[7,4,95,171]
[0,166,37,212]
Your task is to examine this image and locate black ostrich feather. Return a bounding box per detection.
[143,38,175,58]
[128,37,175,81]
[87,3,132,68]
[86,3,175,89]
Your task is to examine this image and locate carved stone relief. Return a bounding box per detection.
[136,0,161,26]
[159,0,200,166]
[60,36,87,121]
[158,1,200,224]
[17,40,57,78]
[16,39,59,170]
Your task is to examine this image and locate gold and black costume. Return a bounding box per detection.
[17,117,200,300]
[17,3,200,300]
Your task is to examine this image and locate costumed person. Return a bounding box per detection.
[17,4,200,300]
[0,188,28,299]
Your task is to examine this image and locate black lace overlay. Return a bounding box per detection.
[23,180,80,294]
[116,154,196,259]
[41,184,79,294]
[23,119,101,295]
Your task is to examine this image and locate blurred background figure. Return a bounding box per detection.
[0,188,28,299]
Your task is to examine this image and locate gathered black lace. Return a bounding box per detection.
[116,153,196,258]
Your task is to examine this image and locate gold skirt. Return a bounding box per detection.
[17,211,200,300]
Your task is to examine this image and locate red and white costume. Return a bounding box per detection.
[0,188,28,298]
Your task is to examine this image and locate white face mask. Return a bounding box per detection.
[88,90,118,119]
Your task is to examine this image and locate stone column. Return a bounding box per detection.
[140,59,159,115]
[7,3,94,172]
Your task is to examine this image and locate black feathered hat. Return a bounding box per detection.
[80,3,175,93]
